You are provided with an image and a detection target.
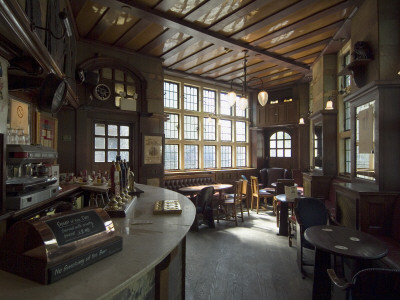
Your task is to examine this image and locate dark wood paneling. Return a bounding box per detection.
[0,134,5,214]
[302,173,332,199]
[334,182,399,235]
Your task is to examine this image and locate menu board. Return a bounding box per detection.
[45,210,106,246]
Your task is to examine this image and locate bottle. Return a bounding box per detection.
[110,161,116,194]
[117,156,126,190]
[123,160,129,189]
[115,158,121,197]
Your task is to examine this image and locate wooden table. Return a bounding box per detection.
[275,194,296,236]
[305,225,388,300]
[179,184,232,223]
[179,184,232,202]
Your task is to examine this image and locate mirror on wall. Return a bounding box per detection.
[355,100,375,181]
[313,124,323,169]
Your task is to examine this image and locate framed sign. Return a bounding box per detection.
[10,98,30,134]
[36,112,58,149]
[143,135,163,164]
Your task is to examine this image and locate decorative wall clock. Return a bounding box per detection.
[93,83,111,101]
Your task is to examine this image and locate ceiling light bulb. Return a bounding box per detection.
[258,90,268,106]
[237,96,248,110]
[227,91,237,106]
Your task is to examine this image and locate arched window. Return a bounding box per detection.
[269,131,291,158]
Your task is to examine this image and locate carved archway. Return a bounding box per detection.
[77,57,147,113]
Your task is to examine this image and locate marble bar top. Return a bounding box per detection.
[0,184,195,299]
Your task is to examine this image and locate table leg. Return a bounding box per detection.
[312,248,332,300]
[278,202,289,236]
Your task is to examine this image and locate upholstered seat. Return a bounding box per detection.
[259,167,288,190]
[295,197,330,278]
[191,186,215,231]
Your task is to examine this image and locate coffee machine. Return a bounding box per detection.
[5,144,59,210]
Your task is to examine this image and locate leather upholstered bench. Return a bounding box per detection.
[163,172,216,193]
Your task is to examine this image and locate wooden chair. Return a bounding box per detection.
[250,176,273,214]
[227,179,250,216]
[273,179,295,227]
[220,180,244,226]
[327,268,400,299]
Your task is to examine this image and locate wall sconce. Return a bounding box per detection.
[299,117,305,124]
[325,100,334,110]
[31,10,72,39]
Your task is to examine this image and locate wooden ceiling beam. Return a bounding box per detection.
[208,0,273,32]
[89,0,310,72]
[229,0,318,40]
[138,28,179,54]
[266,21,344,53]
[113,18,150,47]
[186,49,240,73]
[283,38,332,58]
[168,44,225,69]
[250,0,354,47]
[212,60,266,80]
[159,38,196,62]
[183,0,227,22]
[263,74,304,88]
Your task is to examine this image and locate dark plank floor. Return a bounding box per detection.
[185,208,313,300]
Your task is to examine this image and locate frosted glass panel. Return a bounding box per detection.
[94,151,105,162]
[120,151,129,161]
[108,138,118,149]
[95,124,105,135]
[108,125,118,136]
[108,151,117,162]
[120,126,129,136]
[120,138,129,149]
[95,137,105,149]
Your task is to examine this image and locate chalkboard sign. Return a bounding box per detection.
[48,236,122,283]
[45,210,106,246]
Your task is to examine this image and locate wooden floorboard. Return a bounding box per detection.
[185,208,313,300]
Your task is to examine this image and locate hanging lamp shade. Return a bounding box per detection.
[237,96,248,110]
[258,90,268,106]
[227,90,237,106]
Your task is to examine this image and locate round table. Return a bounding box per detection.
[305,225,388,300]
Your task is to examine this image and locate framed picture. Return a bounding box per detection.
[143,135,163,164]
[10,98,30,135]
[36,112,58,149]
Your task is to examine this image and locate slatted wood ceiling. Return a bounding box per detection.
[70,0,358,90]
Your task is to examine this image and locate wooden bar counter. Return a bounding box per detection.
[0,184,195,299]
